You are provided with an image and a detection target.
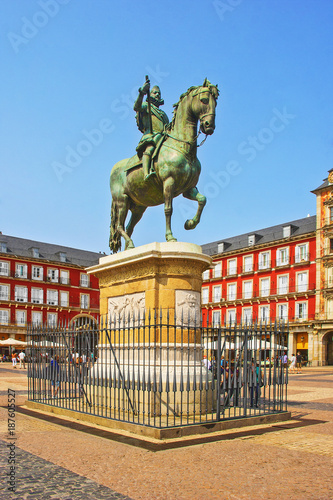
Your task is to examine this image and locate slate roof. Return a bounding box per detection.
[201,216,316,257]
[0,234,102,267]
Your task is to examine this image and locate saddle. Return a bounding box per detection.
[124,134,166,173]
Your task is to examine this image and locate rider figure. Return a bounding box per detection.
[134,78,169,180]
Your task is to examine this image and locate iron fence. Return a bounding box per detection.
[27,312,288,429]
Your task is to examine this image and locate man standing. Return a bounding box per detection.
[296,351,303,374]
[134,77,169,180]
[18,350,26,369]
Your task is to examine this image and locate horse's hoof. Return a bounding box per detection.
[185,219,195,230]
[166,236,177,242]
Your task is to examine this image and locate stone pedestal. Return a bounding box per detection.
[86,242,214,416]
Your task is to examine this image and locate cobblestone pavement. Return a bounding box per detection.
[0,364,333,500]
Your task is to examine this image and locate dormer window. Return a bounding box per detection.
[0,243,7,253]
[283,226,291,238]
[59,252,67,263]
[248,235,256,246]
[217,243,224,253]
[32,247,39,258]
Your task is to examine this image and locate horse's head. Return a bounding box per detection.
[191,78,219,135]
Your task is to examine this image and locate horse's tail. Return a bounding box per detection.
[109,199,121,253]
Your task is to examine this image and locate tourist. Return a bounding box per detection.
[12,351,17,368]
[296,352,303,374]
[18,350,26,369]
[289,353,296,374]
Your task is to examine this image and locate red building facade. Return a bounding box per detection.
[0,235,101,342]
[201,216,316,362]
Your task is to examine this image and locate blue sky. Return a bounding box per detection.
[1,0,333,253]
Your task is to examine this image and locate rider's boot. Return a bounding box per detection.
[142,152,155,181]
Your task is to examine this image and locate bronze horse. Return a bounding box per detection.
[109,79,219,253]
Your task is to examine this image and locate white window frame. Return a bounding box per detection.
[260,278,270,297]
[16,310,26,326]
[258,251,270,270]
[243,280,253,299]
[80,294,89,309]
[202,269,210,281]
[277,275,289,295]
[259,305,270,323]
[227,283,236,301]
[295,301,307,320]
[60,270,70,285]
[212,310,221,328]
[243,255,253,273]
[0,309,9,325]
[295,243,309,263]
[60,291,69,307]
[15,263,27,278]
[276,247,289,266]
[47,289,58,306]
[80,274,89,287]
[32,311,43,326]
[47,268,59,283]
[227,309,236,325]
[277,303,288,321]
[31,288,43,304]
[0,261,9,276]
[202,287,209,304]
[228,258,237,276]
[242,307,252,323]
[213,285,221,303]
[297,272,308,293]
[47,312,57,327]
[15,286,28,302]
[32,266,43,281]
[0,284,9,301]
[214,261,222,278]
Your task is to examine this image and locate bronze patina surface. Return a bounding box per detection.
[109,78,219,253]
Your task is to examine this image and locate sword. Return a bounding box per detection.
[145,75,153,135]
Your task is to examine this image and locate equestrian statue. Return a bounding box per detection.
[109,77,219,253]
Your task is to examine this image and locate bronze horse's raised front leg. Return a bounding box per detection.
[183,187,207,230]
[163,177,177,242]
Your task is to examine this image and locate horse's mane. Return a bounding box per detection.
[167,79,219,131]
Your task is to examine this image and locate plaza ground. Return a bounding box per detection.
[0,364,332,499]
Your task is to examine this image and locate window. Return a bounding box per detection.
[213,285,221,303]
[228,259,237,275]
[202,288,209,304]
[47,313,57,327]
[15,286,28,302]
[248,235,256,246]
[278,275,288,295]
[212,310,220,327]
[0,285,9,300]
[297,272,308,292]
[32,311,42,326]
[15,263,27,278]
[295,302,307,320]
[202,269,210,280]
[16,310,26,326]
[47,268,59,283]
[259,306,269,323]
[32,266,43,281]
[47,290,58,306]
[260,278,270,297]
[243,255,253,273]
[258,251,270,270]
[80,274,89,287]
[60,291,69,307]
[242,307,252,323]
[214,261,222,278]
[278,304,288,321]
[60,270,69,284]
[295,244,309,263]
[227,283,236,301]
[81,294,89,309]
[329,207,333,223]
[283,226,291,238]
[59,252,67,262]
[276,247,289,266]
[31,248,39,258]
[0,261,9,276]
[0,309,9,325]
[31,288,43,304]
[243,281,252,299]
[227,309,236,325]
[217,243,224,253]
[0,243,7,253]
